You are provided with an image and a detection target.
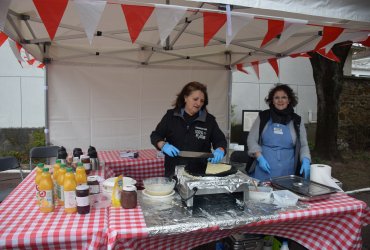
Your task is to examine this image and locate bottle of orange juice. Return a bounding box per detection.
[39,167,54,213]
[75,162,87,185]
[57,163,67,206]
[63,167,77,213]
[53,159,61,201]
[35,163,44,204]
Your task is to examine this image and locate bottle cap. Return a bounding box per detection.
[76,184,89,191]
[42,168,49,172]
[66,167,73,172]
[77,162,83,167]
[37,163,44,168]
[122,185,137,191]
[60,163,66,168]
[56,159,61,164]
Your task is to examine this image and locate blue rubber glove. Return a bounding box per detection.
[161,143,179,157]
[257,155,271,173]
[208,148,224,164]
[300,157,311,179]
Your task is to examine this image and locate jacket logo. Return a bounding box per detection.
[195,127,207,140]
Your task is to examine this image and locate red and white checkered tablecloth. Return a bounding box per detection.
[98,149,164,186]
[107,192,370,250]
[0,170,108,249]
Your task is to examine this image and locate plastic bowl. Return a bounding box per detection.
[143,177,176,196]
[248,186,273,203]
[272,190,299,207]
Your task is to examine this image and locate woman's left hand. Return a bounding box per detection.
[208,148,224,164]
[300,157,310,179]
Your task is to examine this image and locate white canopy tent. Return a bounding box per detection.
[1,0,369,150]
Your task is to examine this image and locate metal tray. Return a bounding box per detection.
[271,175,339,201]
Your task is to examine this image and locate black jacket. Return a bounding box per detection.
[150,108,227,177]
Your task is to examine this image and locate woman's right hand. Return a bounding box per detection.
[257,155,271,173]
[161,143,180,157]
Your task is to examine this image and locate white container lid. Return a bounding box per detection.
[122,185,137,191]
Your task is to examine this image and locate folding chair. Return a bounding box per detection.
[0,156,24,202]
[29,146,60,170]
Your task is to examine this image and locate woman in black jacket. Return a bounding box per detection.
[150,81,227,177]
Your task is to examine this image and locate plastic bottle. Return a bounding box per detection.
[75,162,87,185]
[63,167,77,213]
[39,168,54,213]
[35,163,44,204]
[57,163,67,206]
[280,241,289,250]
[53,159,61,201]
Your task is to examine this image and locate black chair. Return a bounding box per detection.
[229,151,254,174]
[29,146,60,170]
[0,156,24,202]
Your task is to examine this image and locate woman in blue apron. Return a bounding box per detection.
[247,84,311,181]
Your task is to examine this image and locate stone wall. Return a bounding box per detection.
[338,76,370,150]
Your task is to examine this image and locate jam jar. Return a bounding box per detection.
[76,185,90,214]
[120,185,137,209]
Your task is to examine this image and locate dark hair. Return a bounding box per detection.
[265,83,298,107]
[173,81,209,109]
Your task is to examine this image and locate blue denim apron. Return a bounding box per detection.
[252,120,295,181]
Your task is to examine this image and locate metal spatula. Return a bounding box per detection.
[178,151,213,158]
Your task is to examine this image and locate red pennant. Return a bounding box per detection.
[268,58,279,77]
[203,12,226,47]
[314,26,344,51]
[27,59,36,65]
[33,0,68,40]
[360,36,370,47]
[16,42,22,52]
[236,64,248,74]
[261,19,284,47]
[0,32,8,47]
[121,5,154,44]
[317,48,340,62]
[251,61,260,79]
[289,52,311,58]
[38,63,45,68]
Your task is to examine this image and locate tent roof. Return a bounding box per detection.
[4,0,370,69]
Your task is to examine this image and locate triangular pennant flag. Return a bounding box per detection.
[8,39,24,65]
[289,52,311,58]
[0,32,8,47]
[314,26,344,51]
[277,18,307,46]
[261,19,284,47]
[0,0,11,31]
[74,0,107,45]
[27,58,36,65]
[203,12,226,47]
[121,5,154,44]
[251,61,260,79]
[33,0,69,40]
[360,35,370,47]
[317,48,340,62]
[155,4,187,46]
[226,13,254,46]
[236,63,248,74]
[38,63,45,68]
[268,58,279,77]
[324,31,369,53]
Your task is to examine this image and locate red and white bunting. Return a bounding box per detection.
[33,0,69,40]
[268,58,279,77]
[226,12,254,46]
[360,35,370,47]
[260,19,285,47]
[324,31,369,52]
[121,5,154,44]
[289,52,311,58]
[155,4,187,46]
[74,0,107,45]
[0,32,8,47]
[8,39,24,66]
[277,18,307,46]
[314,26,344,51]
[236,63,248,74]
[0,0,11,31]
[251,61,260,79]
[203,12,226,47]
[317,48,340,62]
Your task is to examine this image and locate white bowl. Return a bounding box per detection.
[143,177,176,196]
[102,177,137,194]
[273,190,299,207]
[248,186,273,203]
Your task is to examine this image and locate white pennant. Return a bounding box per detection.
[74,0,107,45]
[226,12,254,46]
[277,18,307,46]
[0,0,11,31]
[155,4,187,47]
[8,39,24,66]
[323,31,369,53]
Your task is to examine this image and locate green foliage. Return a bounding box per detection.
[29,129,46,148]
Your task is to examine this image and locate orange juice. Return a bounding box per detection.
[35,163,44,204]
[39,168,54,213]
[57,163,67,206]
[75,162,87,185]
[53,160,61,201]
[63,167,77,213]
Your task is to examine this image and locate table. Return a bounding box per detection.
[99,149,164,186]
